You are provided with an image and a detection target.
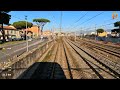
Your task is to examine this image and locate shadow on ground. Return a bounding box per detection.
[18,62,66,79]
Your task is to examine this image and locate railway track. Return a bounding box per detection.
[22,38,73,79]
[49,39,73,79]
[73,38,120,66]
[65,38,120,79]
[61,41,73,79]
[63,38,100,79]
[31,37,120,79]
[49,43,60,79]
[74,38,120,70]
[83,38,120,50]
[77,39,120,56]
[29,37,95,79]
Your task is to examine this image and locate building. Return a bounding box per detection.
[42,30,52,37]
[27,25,40,38]
[98,31,107,37]
[24,25,53,39]
[27,25,52,38]
[0,25,52,40]
[23,25,40,39]
[90,32,96,35]
[0,25,21,40]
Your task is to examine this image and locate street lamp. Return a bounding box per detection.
[25,16,28,52]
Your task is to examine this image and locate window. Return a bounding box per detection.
[11,30,13,34]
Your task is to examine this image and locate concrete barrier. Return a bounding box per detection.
[0,40,54,79]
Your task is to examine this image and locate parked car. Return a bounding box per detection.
[28,38,32,41]
[0,40,3,44]
[18,38,24,41]
[6,39,9,42]
[12,38,17,41]
[43,37,48,39]
[8,38,13,41]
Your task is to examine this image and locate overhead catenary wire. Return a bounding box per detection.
[68,12,88,30]
[12,15,24,21]
[77,11,120,32]
[73,22,116,34]
[48,11,60,32]
[75,12,88,23]
[79,12,105,27]
[70,11,105,30]
[84,22,114,30]
[84,17,114,28]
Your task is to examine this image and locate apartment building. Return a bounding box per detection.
[0,25,21,40]
[27,25,52,38]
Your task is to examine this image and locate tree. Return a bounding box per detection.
[0,11,11,42]
[96,28,104,35]
[12,21,33,39]
[12,21,33,29]
[114,21,120,30]
[33,18,50,37]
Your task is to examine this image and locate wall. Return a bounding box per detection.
[0,40,54,79]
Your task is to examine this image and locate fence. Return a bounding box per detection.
[0,40,54,79]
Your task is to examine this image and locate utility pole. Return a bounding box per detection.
[95,24,96,41]
[59,11,62,36]
[53,27,55,42]
[81,27,82,39]
[75,31,76,42]
[52,16,55,42]
[25,16,28,52]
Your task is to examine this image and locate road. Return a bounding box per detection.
[0,38,48,62]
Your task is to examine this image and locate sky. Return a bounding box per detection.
[8,11,120,33]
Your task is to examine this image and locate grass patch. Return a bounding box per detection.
[42,44,55,62]
[0,40,25,47]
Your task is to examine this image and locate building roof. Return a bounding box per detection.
[0,25,16,30]
[111,29,120,33]
[43,30,52,32]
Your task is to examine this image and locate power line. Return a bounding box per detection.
[82,11,119,28]
[71,11,105,30]
[12,15,23,20]
[79,12,105,26]
[48,12,59,32]
[84,15,118,30]
[47,12,58,32]
[67,12,88,29]
[84,22,114,30]
[75,12,88,23]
